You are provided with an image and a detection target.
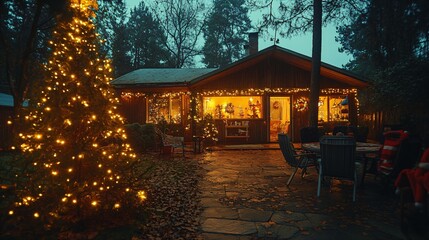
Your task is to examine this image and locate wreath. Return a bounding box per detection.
[273,101,280,109]
[225,103,235,114]
[294,97,308,112]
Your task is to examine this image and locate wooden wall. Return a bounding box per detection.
[116,56,361,143]
[119,96,146,124]
[196,57,351,91]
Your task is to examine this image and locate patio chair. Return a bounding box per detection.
[379,136,421,188]
[300,126,322,144]
[278,133,317,186]
[333,125,348,136]
[300,126,325,157]
[155,127,185,158]
[396,148,429,228]
[361,131,421,186]
[317,136,358,202]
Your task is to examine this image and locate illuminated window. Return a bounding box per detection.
[329,96,349,122]
[147,96,181,123]
[203,96,263,119]
[318,96,328,122]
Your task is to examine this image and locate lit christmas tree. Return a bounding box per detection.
[195,113,218,146]
[10,0,145,229]
[202,114,218,144]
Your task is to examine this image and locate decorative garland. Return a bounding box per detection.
[121,88,358,98]
[294,97,309,112]
[120,89,359,124]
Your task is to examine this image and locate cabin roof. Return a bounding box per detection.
[0,93,29,107]
[0,93,14,107]
[111,68,217,87]
[112,45,369,88]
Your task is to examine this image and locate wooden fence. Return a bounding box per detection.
[360,111,429,144]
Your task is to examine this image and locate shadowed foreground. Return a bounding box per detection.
[198,149,427,240]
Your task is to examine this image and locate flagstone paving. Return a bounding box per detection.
[197,149,410,239]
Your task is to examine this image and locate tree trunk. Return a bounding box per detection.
[309,0,322,128]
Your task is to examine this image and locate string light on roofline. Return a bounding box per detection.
[120,88,357,98]
[119,88,360,123]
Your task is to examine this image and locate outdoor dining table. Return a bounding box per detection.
[301,141,382,155]
[302,141,382,186]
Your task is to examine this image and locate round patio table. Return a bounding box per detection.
[302,142,381,155]
[302,141,382,186]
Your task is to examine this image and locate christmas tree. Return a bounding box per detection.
[195,113,218,146]
[202,113,219,144]
[10,0,145,230]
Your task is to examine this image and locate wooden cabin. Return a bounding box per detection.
[112,45,368,143]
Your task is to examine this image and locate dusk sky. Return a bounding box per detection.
[124,0,351,68]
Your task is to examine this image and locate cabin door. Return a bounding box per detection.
[269,96,291,142]
[292,97,310,142]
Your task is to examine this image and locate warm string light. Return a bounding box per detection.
[11,0,145,220]
[121,88,359,121]
[118,88,359,143]
[121,88,357,98]
[294,97,309,112]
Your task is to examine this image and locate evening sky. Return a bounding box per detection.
[124,0,351,68]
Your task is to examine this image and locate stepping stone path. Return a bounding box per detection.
[197,150,406,239]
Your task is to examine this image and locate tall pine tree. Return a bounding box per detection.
[128,2,172,68]
[96,0,132,77]
[11,0,145,231]
[202,0,251,67]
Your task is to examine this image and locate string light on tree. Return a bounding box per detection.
[11,0,145,228]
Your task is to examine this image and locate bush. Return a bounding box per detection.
[125,123,157,153]
[156,117,183,136]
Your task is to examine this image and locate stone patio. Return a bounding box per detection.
[196,149,420,239]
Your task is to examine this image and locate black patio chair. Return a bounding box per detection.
[333,125,348,136]
[278,133,317,186]
[300,126,322,144]
[317,136,358,202]
[300,126,325,156]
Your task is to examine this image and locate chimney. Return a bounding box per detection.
[246,32,259,55]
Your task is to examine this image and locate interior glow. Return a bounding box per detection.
[203,96,262,119]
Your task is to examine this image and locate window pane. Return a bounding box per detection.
[329,96,349,122]
[147,96,181,123]
[318,96,328,122]
[170,97,182,123]
[203,96,263,119]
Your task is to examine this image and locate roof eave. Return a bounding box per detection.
[114,83,190,93]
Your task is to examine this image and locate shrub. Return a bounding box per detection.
[125,123,157,153]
